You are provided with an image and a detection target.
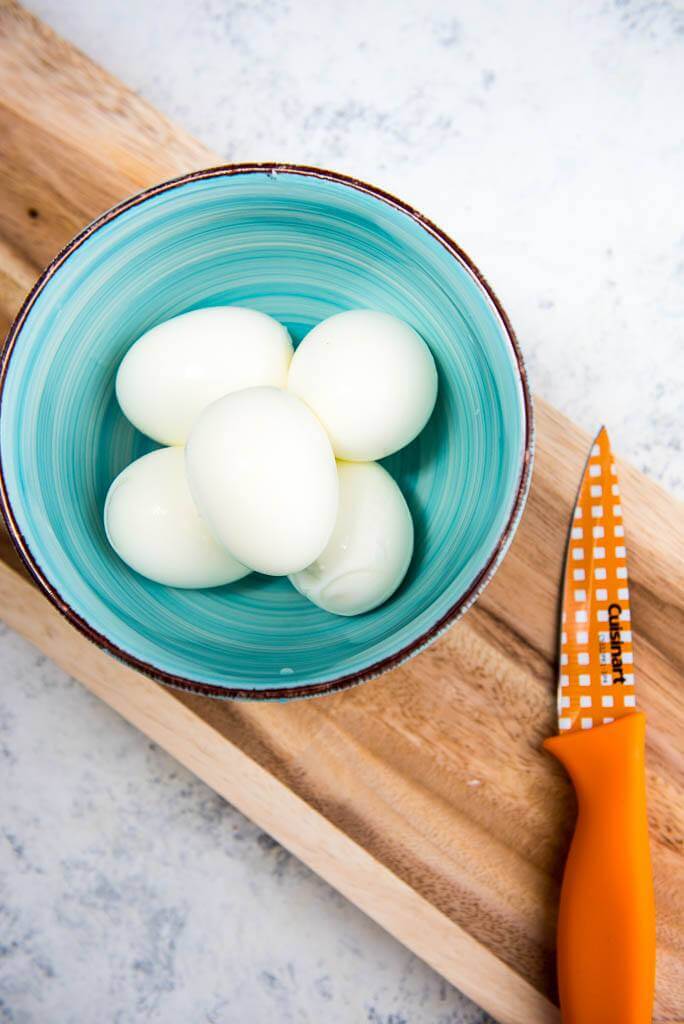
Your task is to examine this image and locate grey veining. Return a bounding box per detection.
[2,1,683,1021]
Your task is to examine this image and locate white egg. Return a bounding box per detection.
[116,306,293,445]
[104,446,249,588]
[287,309,437,461]
[186,387,339,576]
[290,461,414,616]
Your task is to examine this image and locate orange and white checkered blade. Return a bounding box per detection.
[557,427,635,733]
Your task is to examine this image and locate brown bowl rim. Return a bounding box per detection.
[0,162,534,701]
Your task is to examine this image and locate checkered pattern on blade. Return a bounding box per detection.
[557,429,636,732]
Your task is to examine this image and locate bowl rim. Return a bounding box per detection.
[0,162,534,701]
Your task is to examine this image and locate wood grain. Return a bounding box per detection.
[0,554,559,1024]
[1,3,682,1020]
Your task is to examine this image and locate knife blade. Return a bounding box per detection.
[544,427,655,1024]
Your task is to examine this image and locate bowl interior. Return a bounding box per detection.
[0,168,529,696]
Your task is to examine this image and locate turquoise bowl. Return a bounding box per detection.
[0,165,532,699]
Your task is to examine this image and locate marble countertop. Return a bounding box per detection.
[2,1,682,1021]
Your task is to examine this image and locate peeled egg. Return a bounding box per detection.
[186,387,339,576]
[290,461,413,616]
[287,309,437,461]
[116,306,293,445]
[105,446,249,588]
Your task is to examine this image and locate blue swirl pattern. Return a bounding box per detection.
[0,168,531,696]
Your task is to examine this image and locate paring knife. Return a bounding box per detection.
[544,427,656,1024]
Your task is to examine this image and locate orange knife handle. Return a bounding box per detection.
[543,712,655,1024]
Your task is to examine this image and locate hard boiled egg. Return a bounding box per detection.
[287,309,437,461]
[290,461,413,616]
[116,306,293,445]
[186,387,339,576]
[105,446,249,588]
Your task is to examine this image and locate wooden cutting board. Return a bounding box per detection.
[1,4,682,1020]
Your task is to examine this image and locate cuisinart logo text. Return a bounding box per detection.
[608,603,625,685]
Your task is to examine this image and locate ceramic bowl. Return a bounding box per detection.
[0,165,532,699]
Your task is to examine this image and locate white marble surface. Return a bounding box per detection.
[2,1,683,1021]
